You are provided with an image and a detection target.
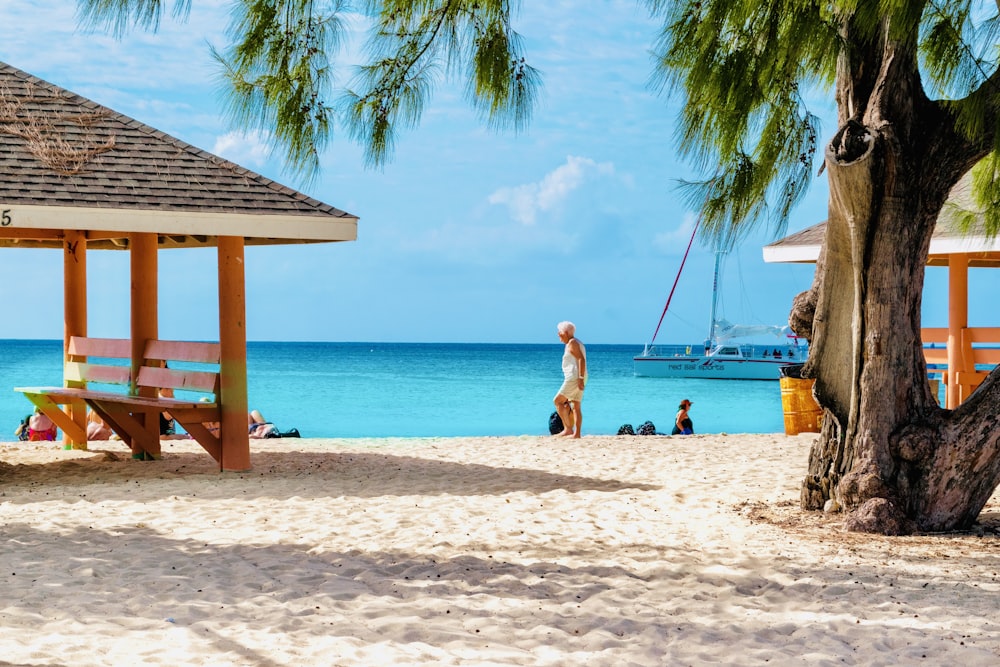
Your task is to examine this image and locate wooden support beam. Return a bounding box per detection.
[130,232,159,458]
[946,254,969,409]
[63,231,88,449]
[218,236,251,472]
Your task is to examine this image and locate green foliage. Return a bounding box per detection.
[646,0,839,247]
[76,0,1000,238]
[79,0,538,178]
[341,0,539,168]
[916,1,1000,239]
[77,0,190,35]
[211,0,343,181]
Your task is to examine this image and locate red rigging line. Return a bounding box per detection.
[648,216,700,345]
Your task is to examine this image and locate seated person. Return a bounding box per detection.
[205,409,290,439]
[86,410,113,441]
[14,414,31,441]
[27,408,58,441]
[248,409,279,438]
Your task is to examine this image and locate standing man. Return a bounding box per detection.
[554,321,587,438]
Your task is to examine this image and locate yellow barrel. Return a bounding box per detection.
[779,377,823,435]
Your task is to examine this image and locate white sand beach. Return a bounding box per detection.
[1,433,998,666]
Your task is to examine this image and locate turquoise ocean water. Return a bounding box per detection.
[0,340,789,439]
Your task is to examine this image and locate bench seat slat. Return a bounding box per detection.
[21,386,215,410]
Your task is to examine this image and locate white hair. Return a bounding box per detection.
[557,321,576,336]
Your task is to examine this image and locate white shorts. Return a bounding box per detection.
[556,377,586,403]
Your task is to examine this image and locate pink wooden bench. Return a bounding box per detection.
[16,336,222,461]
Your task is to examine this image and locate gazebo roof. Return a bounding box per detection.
[0,60,357,249]
[763,177,1000,268]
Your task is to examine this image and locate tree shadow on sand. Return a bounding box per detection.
[2,520,999,664]
[0,447,660,505]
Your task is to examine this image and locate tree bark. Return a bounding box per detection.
[798,114,1000,532]
[793,18,1000,534]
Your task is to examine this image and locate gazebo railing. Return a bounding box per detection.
[922,327,1000,407]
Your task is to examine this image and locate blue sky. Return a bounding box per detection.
[0,0,983,344]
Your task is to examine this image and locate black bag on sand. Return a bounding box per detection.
[277,428,301,438]
[637,421,657,436]
[548,412,564,435]
[617,424,635,435]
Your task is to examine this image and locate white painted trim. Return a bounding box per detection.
[762,243,822,263]
[763,235,1000,264]
[0,205,357,242]
[929,236,1000,254]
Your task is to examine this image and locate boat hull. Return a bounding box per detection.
[633,343,807,380]
[633,355,797,380]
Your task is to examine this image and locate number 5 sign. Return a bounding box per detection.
[1,209,10,226]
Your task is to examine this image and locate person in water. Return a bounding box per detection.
[672,399,694,435]
[553,321,587,438]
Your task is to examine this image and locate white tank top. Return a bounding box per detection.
[562,339,586,380]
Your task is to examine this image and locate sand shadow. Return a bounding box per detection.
[3,520,999,662]
[0,446,660,504]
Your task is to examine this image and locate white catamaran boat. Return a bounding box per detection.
[633,246,808,380]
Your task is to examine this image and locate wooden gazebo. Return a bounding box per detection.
[0,61,357,471]
[763,181,999,410]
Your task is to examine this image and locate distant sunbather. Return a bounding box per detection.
[87,410,113,441]
[249,409,279,438]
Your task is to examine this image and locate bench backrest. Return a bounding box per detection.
[137,340,222,398]
[65,336,131,389]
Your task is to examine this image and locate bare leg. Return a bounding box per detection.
[554,394,574,436]
[570,401,582,438]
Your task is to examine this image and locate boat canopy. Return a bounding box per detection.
[713,319,793,343]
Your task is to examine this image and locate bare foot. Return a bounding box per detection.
[557,429,574,437]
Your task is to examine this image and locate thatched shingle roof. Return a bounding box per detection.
[0,60,357,249]
[764,176,1000,267]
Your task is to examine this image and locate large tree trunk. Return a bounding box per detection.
[793,19,1000,534]
[797,125,1000,532]
[799,121,938,534]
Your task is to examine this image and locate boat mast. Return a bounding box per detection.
[645,218,701,348]
[707,250,723,348]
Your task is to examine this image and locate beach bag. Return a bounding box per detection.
[637,421,657,436]
[276,428,301,438]
[258,424,281,438]
[617,423,635,435]
[548,411,564,435]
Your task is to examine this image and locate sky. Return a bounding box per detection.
[0,0,987,344]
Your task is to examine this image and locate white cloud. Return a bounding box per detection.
[652,212,700,255]
[213,131,272,168]
[488,155,615,225]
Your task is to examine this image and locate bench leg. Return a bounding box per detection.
[181,422,221,464]
[89,401,162,461]
[169,407,222,465]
